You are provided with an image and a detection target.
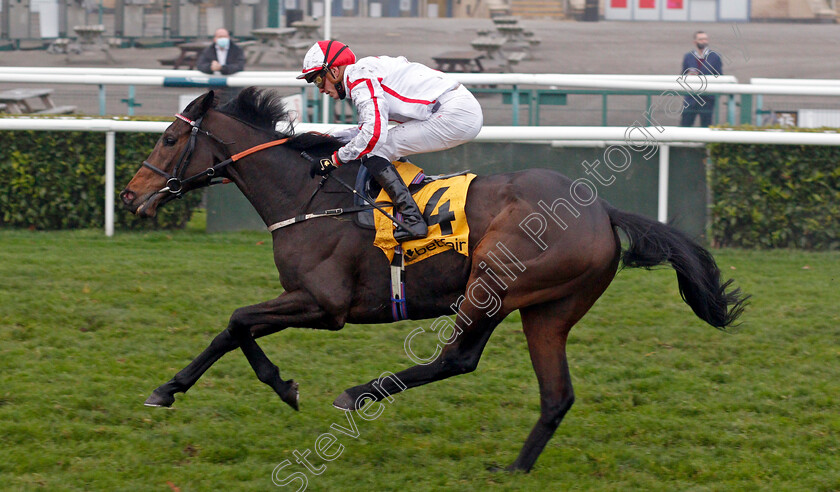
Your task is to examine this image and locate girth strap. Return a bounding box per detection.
[390,245,408,321]
[266,205,373,232]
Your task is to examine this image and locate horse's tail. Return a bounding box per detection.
[606,205,748,330]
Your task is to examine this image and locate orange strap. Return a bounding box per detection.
[231,138,290,162]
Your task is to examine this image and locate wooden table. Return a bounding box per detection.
[291,20,322,40]
[470,37,524,72]
[470,37,506,60]
[432,50,485,73]
[497,24,526,42]
[492,16,520,25]
[488,5,512,17]
[496,24,530,55]
[170,41,210,70]
[248,27,298,65]
[68,24,116,63]
[0,88,77,114]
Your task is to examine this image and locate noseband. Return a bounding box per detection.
[141,113,234,197]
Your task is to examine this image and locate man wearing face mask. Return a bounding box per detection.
[297,40,484,242]
[680,31,723,127]
[197,28,247,102]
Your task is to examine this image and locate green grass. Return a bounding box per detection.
[1,229,838,491]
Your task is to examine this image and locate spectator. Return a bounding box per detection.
[197,28,246,103]
[680,31,723,127]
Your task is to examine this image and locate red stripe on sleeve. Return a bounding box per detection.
[358,79,381,157]
[347,78,368,90]
[380,83,435,105]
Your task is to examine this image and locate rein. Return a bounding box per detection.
[142,113,289,197]
[144,112,370,232]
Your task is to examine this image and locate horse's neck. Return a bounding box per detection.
[226,146,314,228]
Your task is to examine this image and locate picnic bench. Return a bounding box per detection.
[0,88,76,114]
[492,16,521,25]
[290,19,322,40]
[247,27,298,65]
[47,38,71,54]
[470,37,506,61]
[488,4,512,17]
[432,51,485,73]
[160,41,209,70]
[497,24,526,43]
[67,25,116,63]
[285,39,314,60]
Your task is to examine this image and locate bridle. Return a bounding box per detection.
[141,113,289,198]
[138,111,389,234]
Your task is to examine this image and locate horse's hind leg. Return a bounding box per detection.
[502,299,576,472]
[509,287,612,472]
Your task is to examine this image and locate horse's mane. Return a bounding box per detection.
[217,87,343,158]
[285,132,343,157]
[217,87,291,136]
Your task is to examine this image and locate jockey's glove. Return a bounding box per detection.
[308,151,341,177]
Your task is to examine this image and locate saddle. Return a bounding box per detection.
[352,161,471,230]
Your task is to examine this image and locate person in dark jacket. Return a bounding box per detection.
[197,28,247,103]
[680,31,723,127]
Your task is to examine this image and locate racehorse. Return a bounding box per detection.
[120,88,747,472]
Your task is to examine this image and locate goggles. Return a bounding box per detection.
[305,70,328,89]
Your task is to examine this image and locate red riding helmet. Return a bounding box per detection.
[296,40,357,83]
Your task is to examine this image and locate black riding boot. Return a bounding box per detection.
[365,156,428,241]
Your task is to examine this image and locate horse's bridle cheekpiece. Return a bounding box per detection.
[141,113,233,197]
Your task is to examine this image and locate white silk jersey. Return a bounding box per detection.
[336,55,460,164]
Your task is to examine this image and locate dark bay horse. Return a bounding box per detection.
[120,88,747,472]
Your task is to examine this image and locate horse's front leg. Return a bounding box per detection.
[144,290,335,409]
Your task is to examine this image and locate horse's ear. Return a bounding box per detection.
[200,90,216,114]
[182,91,216,118]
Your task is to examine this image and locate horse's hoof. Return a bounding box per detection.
[487,462,528,473]
[280,380,299,411]
[144,391,175,408]
[332,390,357,411]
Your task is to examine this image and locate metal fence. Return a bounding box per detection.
[2,117,839,235]
[4,70,840,127]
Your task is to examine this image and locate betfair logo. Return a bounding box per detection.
[404,238,467,261]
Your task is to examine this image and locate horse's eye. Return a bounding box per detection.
[163,136,177,146]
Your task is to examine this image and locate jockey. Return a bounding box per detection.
[297,40,484,242]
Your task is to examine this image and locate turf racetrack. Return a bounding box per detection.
[1,230,838,490]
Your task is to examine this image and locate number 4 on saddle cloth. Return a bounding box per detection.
[353,161,476,266]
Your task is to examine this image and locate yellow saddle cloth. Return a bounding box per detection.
[373,162,476,266]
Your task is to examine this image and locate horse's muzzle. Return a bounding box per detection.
[120,189,136,207]
[120,188,158,217]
